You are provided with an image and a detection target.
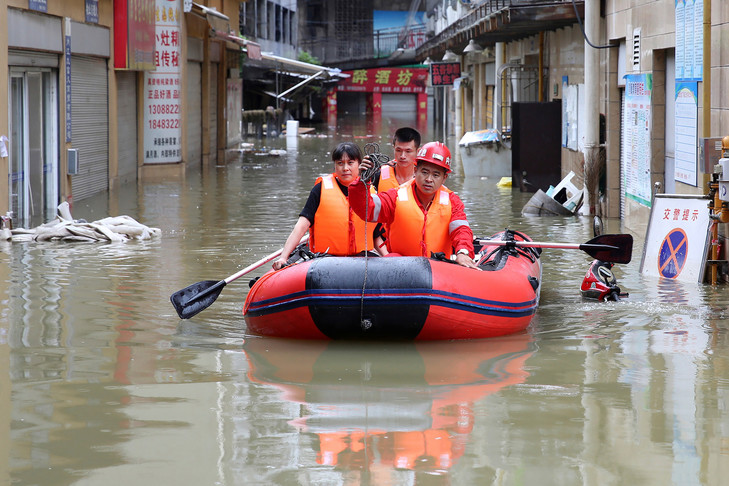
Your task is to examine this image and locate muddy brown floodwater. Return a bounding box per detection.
[2,121,728,485]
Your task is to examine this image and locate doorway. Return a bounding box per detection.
[9,69,59,228]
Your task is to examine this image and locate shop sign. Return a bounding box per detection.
[114,0,156,70]
[29,0,47,12]
[85,0,99,23]
[143,0,182,164]
[337,68,428,93]
[430,62,460,86]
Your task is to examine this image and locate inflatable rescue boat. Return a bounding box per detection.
[243,230,542,340]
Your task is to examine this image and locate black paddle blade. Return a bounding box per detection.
[583,234,633,264]
[170,280,227,319]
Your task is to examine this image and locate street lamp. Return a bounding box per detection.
[442,50,458,62]
[463,39,483,53]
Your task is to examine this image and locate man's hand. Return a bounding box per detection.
[272,257,288,270]
[455,252,480,270]
[359,155,374,171]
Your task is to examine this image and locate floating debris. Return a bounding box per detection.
[4,202,161,243]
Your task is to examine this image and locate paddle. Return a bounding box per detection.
[170,235,309,319]
[476,233,633,264]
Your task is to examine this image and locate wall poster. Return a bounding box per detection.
[143,0,182,164]
[623,74,653,207]
[674,82,698,186]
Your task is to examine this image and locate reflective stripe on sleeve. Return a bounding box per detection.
[449,219,470,233]
[372,194,382,221]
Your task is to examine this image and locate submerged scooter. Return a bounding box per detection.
[580,217,629,301]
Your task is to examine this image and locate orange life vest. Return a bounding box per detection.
[309,174,374,255]
[387,180,452,257]
[378,165,403,192]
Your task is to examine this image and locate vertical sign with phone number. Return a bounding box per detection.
[143,0,182,164]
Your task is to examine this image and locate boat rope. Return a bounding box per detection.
[360,143,393,184]
[360,192,372,330]
[358,144,392,331]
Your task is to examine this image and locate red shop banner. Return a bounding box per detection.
[430,62,461,86]
[337,67,428,93]
[114,0,156,70]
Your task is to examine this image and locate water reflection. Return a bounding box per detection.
[242,334,534,480]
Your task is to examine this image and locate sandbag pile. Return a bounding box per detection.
[2,202,161,243]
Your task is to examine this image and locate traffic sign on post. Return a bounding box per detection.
[640,194,711,283]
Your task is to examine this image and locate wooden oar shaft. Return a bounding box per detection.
[478,240,584,250]
[477,233,632,264]
[224,249,284,283]
[224,234,309,284]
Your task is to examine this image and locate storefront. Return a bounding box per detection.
[5,5,112,227]
[334,67,429,133]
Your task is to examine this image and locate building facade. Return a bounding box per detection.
[1,0,246,228]
[416,0,729,236]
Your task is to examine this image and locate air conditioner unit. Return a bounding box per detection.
[67,148,79,175]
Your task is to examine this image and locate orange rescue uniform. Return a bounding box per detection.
[377,165,402,192]
[309,174,374,255]
[387,180,453,257]
[348,177,474,258]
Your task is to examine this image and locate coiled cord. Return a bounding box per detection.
[360,143,393,183]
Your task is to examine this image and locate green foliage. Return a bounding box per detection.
[298,51,321,65]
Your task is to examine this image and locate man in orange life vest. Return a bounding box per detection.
[367,127,421,192]
[349,141,479,269]
[273,142,385,270]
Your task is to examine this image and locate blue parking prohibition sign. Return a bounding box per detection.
[658,229,688,279]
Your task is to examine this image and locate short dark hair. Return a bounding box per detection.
[331,142,362,162]
[393,127,421,148]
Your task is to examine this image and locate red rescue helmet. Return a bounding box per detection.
[416,142,452,173]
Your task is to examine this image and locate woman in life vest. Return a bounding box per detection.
[273,142,386,270]
[348,141,478,269]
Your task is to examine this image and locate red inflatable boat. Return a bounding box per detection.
[243,230,542,340]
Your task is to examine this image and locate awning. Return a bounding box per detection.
[210,29,263,60]
[416,1,585,60]
[192,3,346,103]
[208,30,347,102]
[262,90,295,103]
[190,2,230,35]
[210,29,344,78]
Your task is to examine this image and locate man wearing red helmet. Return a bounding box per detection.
[349,142,478,269]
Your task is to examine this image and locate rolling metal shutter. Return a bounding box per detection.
[116,71,137,183]
[209,64,218,163]
[71,56,108,201]
[381,93,417,125]
[187,61,202,167]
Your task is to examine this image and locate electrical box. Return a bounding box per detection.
[719,157,729,202]
[67,149,79,175]
[700,137,723,173]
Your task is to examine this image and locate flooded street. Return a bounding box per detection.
[2,124,728,485]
